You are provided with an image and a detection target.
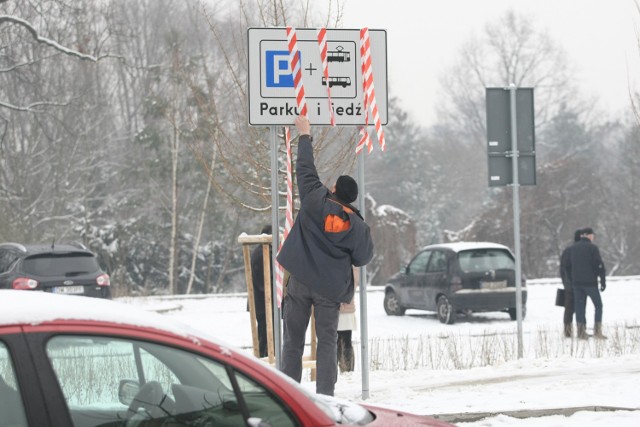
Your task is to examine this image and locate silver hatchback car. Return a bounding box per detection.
[383,242,526,324]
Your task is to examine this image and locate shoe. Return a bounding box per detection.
[594,322,608,339]
[563,323,573,338]
[577,323,590,340]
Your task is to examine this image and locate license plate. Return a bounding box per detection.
[53,285,85,295]
[481,280,507,289]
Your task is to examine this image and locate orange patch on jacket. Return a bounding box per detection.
[324,199,354,232]
[325,214,351,232]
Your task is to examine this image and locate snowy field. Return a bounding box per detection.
[119,276,640,426]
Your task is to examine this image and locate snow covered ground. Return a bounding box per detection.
[120,276,640,426]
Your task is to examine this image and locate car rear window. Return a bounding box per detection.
[457,249,514,273]
[22,254,100,277]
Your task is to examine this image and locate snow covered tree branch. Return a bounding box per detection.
[0,99,70,112]
[0,15,98,62]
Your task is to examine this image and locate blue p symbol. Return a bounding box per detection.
[266,50,297,87]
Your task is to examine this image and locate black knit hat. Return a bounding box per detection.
[582,227,595,236]
[335,175,358,204]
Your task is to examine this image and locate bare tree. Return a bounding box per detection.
[430,10,584,247]
[438,10,581,148]
[0,0,121,242]
[0,0,117,112]
[428,10,636,277]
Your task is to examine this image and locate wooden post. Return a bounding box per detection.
[239,233,273,359]
[240,243,260,357]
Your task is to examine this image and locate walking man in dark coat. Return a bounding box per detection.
[567,227,607,339]
[559,229,583,338]
[277,116,374,396]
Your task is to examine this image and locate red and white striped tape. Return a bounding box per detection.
[286,26,308,117]
[275,127,294,307]
[317,27,336,126]
[356,27,386,153]
[356,30,373,154]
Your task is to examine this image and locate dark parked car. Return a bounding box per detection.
[383,242,526,324]
[0,291,454,427]
[0,242,111,299]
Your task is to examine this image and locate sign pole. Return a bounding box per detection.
[269,126,282,367]
[357,152,370,399]
[508,84,524,358]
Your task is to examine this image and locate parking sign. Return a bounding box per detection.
[247,28,388,126]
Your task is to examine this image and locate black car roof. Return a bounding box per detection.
[0,242,92,255]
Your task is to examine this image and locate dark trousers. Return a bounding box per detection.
[281,276,340,396]
[574,286,603,325]
[255,308,267,357]
[563,287,574,325]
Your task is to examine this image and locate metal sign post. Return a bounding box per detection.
[485,85,536,359]
[269,127,282,367]
[357,150,370,399]
[508,85,524,358]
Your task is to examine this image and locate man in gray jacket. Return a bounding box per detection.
[277,116,374,396]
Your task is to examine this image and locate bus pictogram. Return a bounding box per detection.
[322,76,352,88]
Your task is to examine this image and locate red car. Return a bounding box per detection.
[0,290,453,427]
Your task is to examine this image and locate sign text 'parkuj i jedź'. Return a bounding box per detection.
[247,28,388,126]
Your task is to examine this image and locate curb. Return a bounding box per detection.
[432,405,638,423]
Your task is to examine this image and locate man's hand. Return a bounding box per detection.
[600,282,606,292]
[295,115,311,136]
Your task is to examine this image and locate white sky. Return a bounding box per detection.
[127,275,640,426]
[327,0,640,126]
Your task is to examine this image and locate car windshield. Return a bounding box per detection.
[457,249,514,273]
[22,254,100,277]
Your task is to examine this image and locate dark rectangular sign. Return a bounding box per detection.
[486,87,536,186]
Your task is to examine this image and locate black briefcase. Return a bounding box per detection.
[555,288,565,307]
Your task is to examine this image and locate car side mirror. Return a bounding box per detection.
[403,265,409,274]
[118,379,140,406]
[222,396,240,412]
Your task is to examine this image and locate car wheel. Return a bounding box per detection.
[383,290,405,316]
[508,304,526,321]
[437,295,455,324]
